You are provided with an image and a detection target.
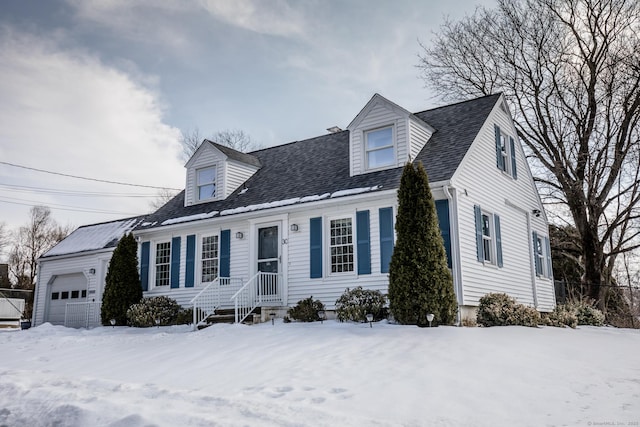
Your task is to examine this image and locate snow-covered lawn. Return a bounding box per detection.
[1,322,639,427]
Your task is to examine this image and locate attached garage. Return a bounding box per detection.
[45,273,87,325]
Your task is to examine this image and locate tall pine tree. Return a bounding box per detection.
[101,233,143,326]
[388,162,458,325]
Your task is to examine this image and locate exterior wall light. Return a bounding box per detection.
[290,224,299,232]
[89,268,96,275]
[235,232,244,239]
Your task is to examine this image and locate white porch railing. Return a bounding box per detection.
[191,277,244,329]
[231,272,283,324]
[64,301,101,328]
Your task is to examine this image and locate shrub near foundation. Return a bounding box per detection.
[335,287,388,322]
[288,297,325,322]
[126,296,181,327]
[476,293,540,327]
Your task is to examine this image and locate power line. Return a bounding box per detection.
[0,197,141,215]
[0,182,159,198]
[0,161,182,191]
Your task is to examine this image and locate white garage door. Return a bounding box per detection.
[46,273,87,325]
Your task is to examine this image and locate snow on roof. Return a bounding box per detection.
[42,217,145,258]
[161,211,218,226]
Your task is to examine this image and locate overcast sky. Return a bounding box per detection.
[0,0,495,246]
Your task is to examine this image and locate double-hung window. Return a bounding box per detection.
[494,124,517,179]
[365,126,394,169]
[499,133,509,173]
[533,231,552,278]
[197,166,216,201]
[155,241,171,287]
[201,235,219,283]
[474,205,503,267]
[330,218,354,273]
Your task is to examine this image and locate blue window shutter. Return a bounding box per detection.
[310,217,323,278]
[474,205,483,262]
[140,241,150,291]
[185,234,196,288]
[494,214,503,267]
[532,231,540,276]
[356,210,371,275]
[495,125,503,170]
[509,136,517,179]
[220,230,230,277]
[170,237,181,288]
[435,200,452,268]
[379,207,394,274]
[545,236,553,279]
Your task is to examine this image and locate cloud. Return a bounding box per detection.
[0,29,184,230]
[199,0,306,37]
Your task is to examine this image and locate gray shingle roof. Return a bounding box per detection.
[207,140,262,168]
[137,94,500,231]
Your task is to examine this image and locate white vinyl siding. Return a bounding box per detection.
[408,118,433,161]
[452,98,555,311]
[224,160,260,198]
[185,145,226,206]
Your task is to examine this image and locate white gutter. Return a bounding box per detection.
[443,185,464,325]
[505,199,538,307]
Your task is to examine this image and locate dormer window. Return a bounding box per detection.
[366,126,395,169]
[197,166,217,201]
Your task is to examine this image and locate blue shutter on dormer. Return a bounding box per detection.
[170,236,181,289]
[185,234,196,288]
[140,241,150,291]
[509,136,517,179]
[220,230,230,277]
[495,125,503,170]
[356,210,371,275]
[435,200,452,268]
[310,217,323,278]
[474,205,483,262]
[379,207,394,274]
[545,236,553,279]
[494,215,503,268]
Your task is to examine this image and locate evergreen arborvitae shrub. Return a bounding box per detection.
[476,293,541,327]
[388,162,458,325]
[126,296,181,327]
[101,233,143,326]
[288,296,325,322]
[335,287,388,322]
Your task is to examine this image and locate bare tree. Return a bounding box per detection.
[418,0,640,309]
[180,128,261,161]
[8,206,71,317]
[148,188,179,212]
[0,222,8,260]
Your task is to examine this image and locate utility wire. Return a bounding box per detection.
[0,182,159,198]
[0,197,140,215]
[0,161,181,191]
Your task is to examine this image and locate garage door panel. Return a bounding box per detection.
[46,273,87,325]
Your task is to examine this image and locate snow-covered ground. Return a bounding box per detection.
[1,322,639,426]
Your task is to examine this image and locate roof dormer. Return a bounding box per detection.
[347,94,434,177]
[184,140,261,207]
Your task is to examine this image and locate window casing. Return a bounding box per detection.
[535,236,546,277]
[201,235,219,283]
[365,126,395,169]
[155,241,171,287]
[197,166,217,201]
[482,212,494,264]
[329,217,354,273]
[499,132,509,174]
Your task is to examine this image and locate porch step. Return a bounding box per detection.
[197,307,262,330]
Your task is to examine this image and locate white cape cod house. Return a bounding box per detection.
[33,93,556,327]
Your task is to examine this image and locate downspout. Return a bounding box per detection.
[443,185,463,325]
[505,200,538,308]
[32,261,41,325]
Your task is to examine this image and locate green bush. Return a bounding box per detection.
[543,298,604,328]
[288,296,325,322]
[176,307,198,325]
[335,287,388,322]
[543,305,578,328]
[476,293,540,327]
[126,296,181,327]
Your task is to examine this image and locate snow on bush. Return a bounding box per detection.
[288,297,325,322]
[543,299,604,328]
[126,296,181,327]
[476,293,540,327]
[335,287,388,322]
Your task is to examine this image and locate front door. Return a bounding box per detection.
[257,224,280,296]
